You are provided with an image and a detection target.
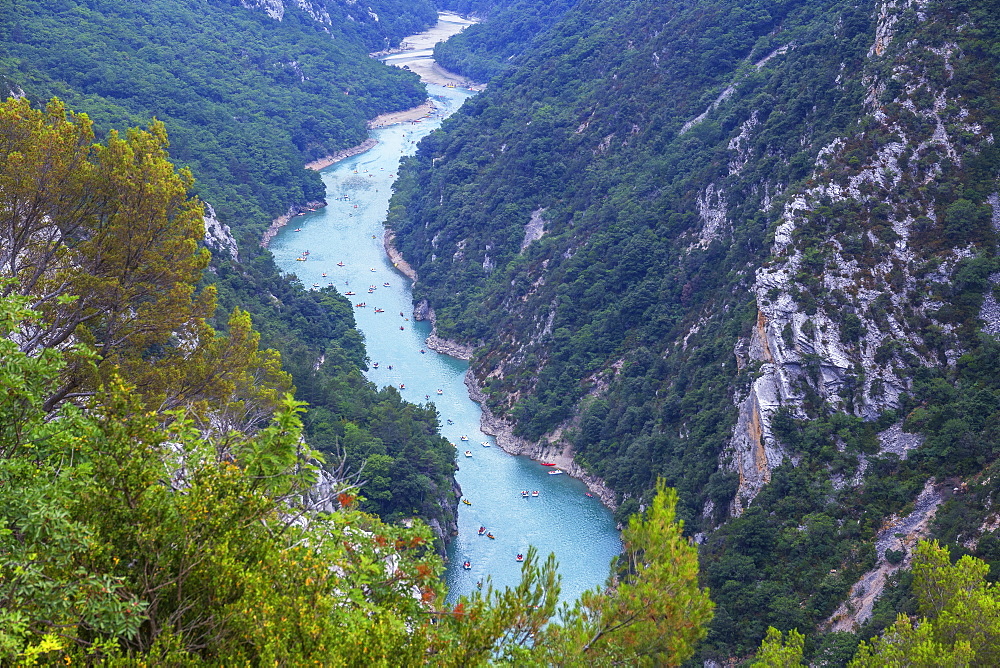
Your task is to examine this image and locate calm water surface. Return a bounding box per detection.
[270,84,621,604]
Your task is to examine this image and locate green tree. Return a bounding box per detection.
[0,97,290,419]
[750,627,806,667]
[529,480,714,666]
[848,540,1000,667]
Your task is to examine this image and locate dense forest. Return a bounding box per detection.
[432,0,578,82]
[0,0,468,539]
[0,0,435,239]
[387,0,1000,661]
[5,0,1000,662]
[0,97,720,662]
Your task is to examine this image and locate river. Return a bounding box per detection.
[269,13,621,605]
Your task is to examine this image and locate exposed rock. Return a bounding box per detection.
[521,207,547,251]
[420,304,475,359]
[384,230,417,281]
[239,0,331,24]
[464,371,619,511]
[202,202,239,262]
[723,0,992,510]
[877,421,925,459]
[413,298,431,322]
[824,479,944,632]
[680,45,791,135]
[692,183,727,249]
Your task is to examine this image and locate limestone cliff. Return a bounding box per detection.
[725,0,998,512]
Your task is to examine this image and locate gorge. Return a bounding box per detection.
[2,0,1000,664]
[268,15,621,604]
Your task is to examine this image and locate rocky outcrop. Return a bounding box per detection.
[415,301,476,359]
[464,371,619,511]
[384,230,418,281]
[202,202,239,262]
[824,478,944,631]
[520,207,546,252]
[724,0,994,512]
[239,0,331,24]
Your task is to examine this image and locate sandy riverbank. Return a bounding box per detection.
[383,230,418,282]
[380,12,485,91]
[369,100,436,129]
[305,137,378,172]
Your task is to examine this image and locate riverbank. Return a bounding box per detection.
[384,231,418,282]
[462,372,620,512]
[305,137,378,172]
[414,303,477,360]
[369,100,435,129]
[259,200,327,248]
[406,278,620,510]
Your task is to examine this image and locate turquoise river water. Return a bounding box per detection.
[269,84,621,604]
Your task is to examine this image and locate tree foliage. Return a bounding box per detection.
[0,318,708,662]
[0,96,290,420]
[0,0,435,237]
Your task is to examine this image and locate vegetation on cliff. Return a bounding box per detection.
[388,0,1000,661]
[433,0,578,82]
[0,0,467,536]
[0,95,717,663]
[0,0,436,239]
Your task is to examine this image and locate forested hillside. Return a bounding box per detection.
[433,0,578,81]
[0,0,465,540]
[387,0,1000,661]
[0,0,435,239]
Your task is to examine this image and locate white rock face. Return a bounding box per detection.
[238,0,331,23]
[521,208,546,252]
[723,0,993,513]
[240,0,285,20]
[203,202,239,262]
[693,184,727,249]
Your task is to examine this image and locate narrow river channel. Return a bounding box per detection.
[269,14,621,605]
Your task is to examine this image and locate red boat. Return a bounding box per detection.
[540,462,556,466]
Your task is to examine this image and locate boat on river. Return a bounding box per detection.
[540,462,556,466]
[345,291,355,295]
[516,554,524,562]
[337,261,345,266]
[548,470,564,475]
[465,451,472,457]
[462,498,471,506]
[532,491,539,497]
[460,436,469,441]
[463,561,471,570]
[521,491,529,498]
[481,441,490,447]
[478,526,486,536]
